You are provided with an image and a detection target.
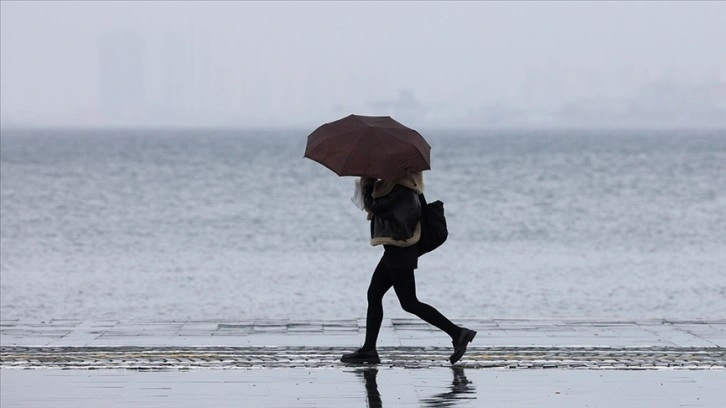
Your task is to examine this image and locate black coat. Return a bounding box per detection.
[364,184,422,245]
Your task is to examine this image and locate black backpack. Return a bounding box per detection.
[417,194,448,256]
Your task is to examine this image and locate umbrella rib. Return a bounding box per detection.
[306,126,363,153]
[338,133,365,177]
[377,128,430,149]
[339,128,388,178]
[377,128,431,169]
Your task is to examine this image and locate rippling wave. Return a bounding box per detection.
[1,128,725,320]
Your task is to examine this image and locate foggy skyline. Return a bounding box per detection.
[1,1,725,129]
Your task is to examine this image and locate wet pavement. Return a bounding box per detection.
[3,367,725,408]
[2,318,725,407]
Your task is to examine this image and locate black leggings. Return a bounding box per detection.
[362,260,461,351]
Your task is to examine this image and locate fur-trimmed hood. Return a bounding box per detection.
[371,172,425,198]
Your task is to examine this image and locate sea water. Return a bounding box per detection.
[1,128,725,321]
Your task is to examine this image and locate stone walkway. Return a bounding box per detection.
[2,318,724,369]
[2,319,725,407]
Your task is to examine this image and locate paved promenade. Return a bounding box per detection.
[1,318,725,369]
[2,318,725,407]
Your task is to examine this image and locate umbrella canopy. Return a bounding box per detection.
[304,114,431,180]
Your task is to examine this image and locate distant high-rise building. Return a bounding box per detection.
[98,32,145,120]
[161,30,211,120]
[97,29,211,126]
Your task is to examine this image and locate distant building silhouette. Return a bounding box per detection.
[161,30,211,119]
[97,29,212,126]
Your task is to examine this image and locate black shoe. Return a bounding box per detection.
[449,328,477,364]
[341,348,380,364]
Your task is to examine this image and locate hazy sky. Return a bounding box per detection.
[1,1,725,128]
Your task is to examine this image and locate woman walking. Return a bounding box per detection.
[341,172,476,365]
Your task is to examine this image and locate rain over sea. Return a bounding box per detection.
[1,128,725,322]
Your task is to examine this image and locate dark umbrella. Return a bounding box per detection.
[304,114,431,180]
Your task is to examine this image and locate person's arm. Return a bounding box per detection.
[369,185,408,217]
[361,177,376,213]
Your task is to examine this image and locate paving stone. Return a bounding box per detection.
[2,346,723,370]
[2,319,725,370]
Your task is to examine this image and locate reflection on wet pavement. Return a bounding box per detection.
[354,367,476,407]
[420,367,477,407]
[2,367,725,407]
[357,368,382,408]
